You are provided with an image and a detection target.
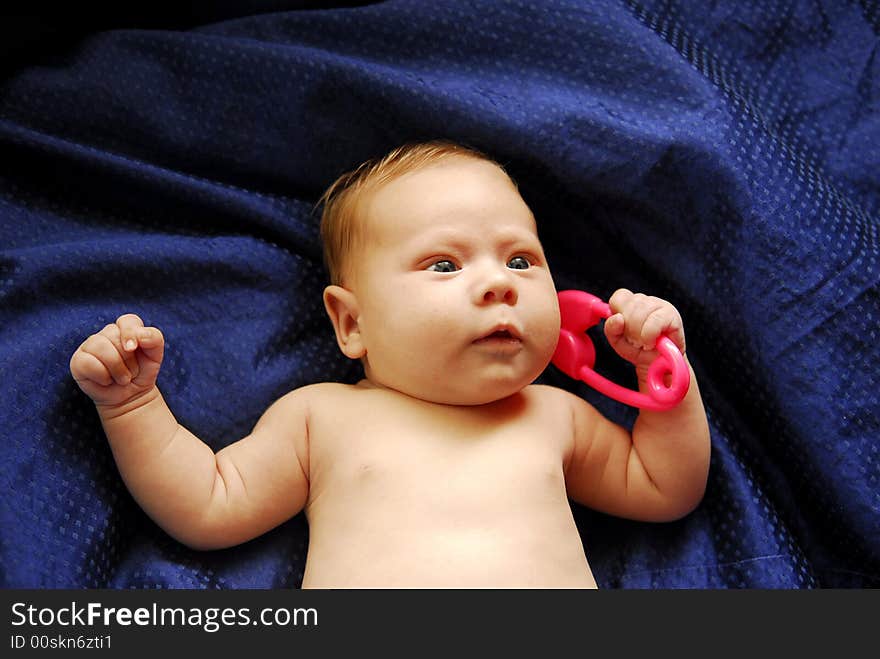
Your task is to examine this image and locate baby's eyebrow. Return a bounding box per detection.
[495,232,542,247]
[408,229,469,251]
[407,225,542,254]
[492,230,545,253]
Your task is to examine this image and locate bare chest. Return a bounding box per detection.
[305,388,571,514]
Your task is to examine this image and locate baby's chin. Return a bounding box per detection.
[363,356,552,406]
[395,376,536,407]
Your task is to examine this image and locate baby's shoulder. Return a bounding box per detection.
[274,380,381,417]
[280,381,360,407]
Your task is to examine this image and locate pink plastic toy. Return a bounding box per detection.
[552,290,690,411]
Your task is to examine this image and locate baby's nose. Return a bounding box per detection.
[479,272,518,305]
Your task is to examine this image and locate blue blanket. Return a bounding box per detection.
[1,0,877,588]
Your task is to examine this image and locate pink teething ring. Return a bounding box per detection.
[552,290,690,411]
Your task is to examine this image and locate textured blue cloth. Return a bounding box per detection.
[1,0,877,588]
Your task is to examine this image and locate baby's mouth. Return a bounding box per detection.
[473,326,523,345]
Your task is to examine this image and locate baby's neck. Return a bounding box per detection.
[353,377,530,413]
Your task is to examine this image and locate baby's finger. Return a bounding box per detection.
[81,333,132,386]
[71,350,114,387]
[604,313,626,338]
[639,307,674,350]
[642,307,686,353]
[97,323,140,379]
[116,313,145,352]
[133,326,165,365]
[622,294,666,347]
[608,288,634,315]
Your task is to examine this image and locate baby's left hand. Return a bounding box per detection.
[603,289,687,375]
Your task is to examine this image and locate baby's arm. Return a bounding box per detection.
[69,314,310,550]
[563,290,710,521]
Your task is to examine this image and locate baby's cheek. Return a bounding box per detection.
[539,296,562,344]
[534,316,562,358]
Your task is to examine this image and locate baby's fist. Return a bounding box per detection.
[69,314,165,409]
[603,289,686,372]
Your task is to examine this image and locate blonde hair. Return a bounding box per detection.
[317,140,507,285]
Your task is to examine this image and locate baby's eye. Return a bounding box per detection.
[507,256,531,270]
[427,260,459,273]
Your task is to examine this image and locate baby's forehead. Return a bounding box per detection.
[362,160,532,227]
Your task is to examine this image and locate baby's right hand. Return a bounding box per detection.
[69,314,165,409]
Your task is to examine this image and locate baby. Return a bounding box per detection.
[69,141,710,588]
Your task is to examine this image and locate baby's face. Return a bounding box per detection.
[347,157,561,405]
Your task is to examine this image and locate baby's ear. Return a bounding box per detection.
[323,285,366,359]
